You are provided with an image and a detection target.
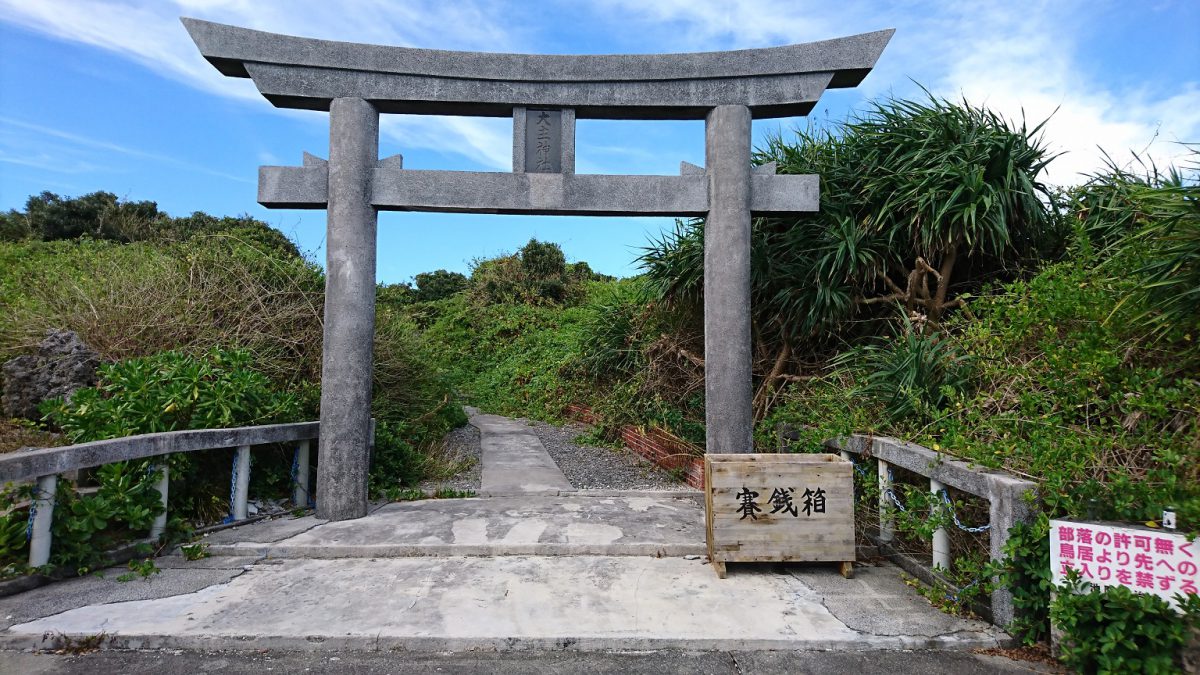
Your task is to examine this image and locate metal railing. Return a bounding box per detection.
[779,426,1039,627]
[0,421,337,569]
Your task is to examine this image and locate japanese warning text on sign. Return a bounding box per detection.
[1050,519,1198,608]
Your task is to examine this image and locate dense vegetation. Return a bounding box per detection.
[0,92,1195,670]
[404,96,1199,669]
[0,192,462,575]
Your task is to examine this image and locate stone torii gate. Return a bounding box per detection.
[185,18,892,521]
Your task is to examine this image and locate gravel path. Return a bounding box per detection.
[418,423,481,493]
[524,420,690,491]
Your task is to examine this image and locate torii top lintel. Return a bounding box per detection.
[182,18,893,120]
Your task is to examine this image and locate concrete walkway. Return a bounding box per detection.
[0,411,1017,660]
[470,407,573,495]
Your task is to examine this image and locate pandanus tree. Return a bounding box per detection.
[640,94,1057,417]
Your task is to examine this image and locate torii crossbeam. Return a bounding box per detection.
[185,18,892,521]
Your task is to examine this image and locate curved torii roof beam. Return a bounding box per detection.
[182,18,893,119]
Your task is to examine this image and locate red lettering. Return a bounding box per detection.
[1154,538,1174,555]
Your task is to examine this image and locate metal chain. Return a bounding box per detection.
[942,491,991,533]
[224,452,239,524]
[23,485,52,541]
[25,494,37,541]
[289,450,300,493]
[881,467,990,532]
[289,449,311,507]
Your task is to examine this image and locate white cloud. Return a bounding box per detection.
[2,0,1196,182]
[0,0,523,168]
[908,2,1200,182]
[590,0,837,48]
[592,0,1200,182]
[382,116,513,171]
[0,116,254,184]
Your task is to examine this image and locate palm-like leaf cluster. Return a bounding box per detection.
[1070,148,1199,335]
[640,94,1057,354]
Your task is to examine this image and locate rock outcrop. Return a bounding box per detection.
[1,330,99,420]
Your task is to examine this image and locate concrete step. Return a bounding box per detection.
[202,493,708,558]
[1,555,1008,653]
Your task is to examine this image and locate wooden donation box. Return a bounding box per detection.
[705,453,855,578]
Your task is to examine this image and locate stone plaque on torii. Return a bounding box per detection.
[185,18,892,521]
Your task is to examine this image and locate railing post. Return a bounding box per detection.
[931,477,950,570]
[150,462,170,539]
[293,440,310,507]
[28,474,57,568]
[987,475,1039,628]
[232,445,251,521]
[878,459,894,543]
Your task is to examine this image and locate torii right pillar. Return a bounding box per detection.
[704,105,754,454]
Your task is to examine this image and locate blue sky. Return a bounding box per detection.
[1,1,1197,284]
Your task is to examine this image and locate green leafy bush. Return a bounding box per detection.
[1052,578,1200,673]
[0,485,35,575]
[413,269,468,302]
[45,348,304,529]
[421,292,590,421]
[50,463,165,575]
[46,348,302,441]
[837,314,973,423]
[368,421,430,497]
[469,239,599,306]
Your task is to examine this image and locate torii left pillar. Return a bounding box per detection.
[317,97,378,521]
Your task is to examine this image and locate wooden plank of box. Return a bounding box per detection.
[704,453,855,579]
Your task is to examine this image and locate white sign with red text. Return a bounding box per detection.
[1050,519,1197,608]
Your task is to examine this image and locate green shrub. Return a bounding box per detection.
[44,348,305,529]
[0,485,35,575]
[468,239,598,306]
[837,314,973,424]
[1052,579,1200,673]
[413,269,468,302]
[421,292,590,421]
[368,421,427,497]
[576,277,652,379]
[45,348,302,441]
[49,463,165,575]
[0,236,325,386]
